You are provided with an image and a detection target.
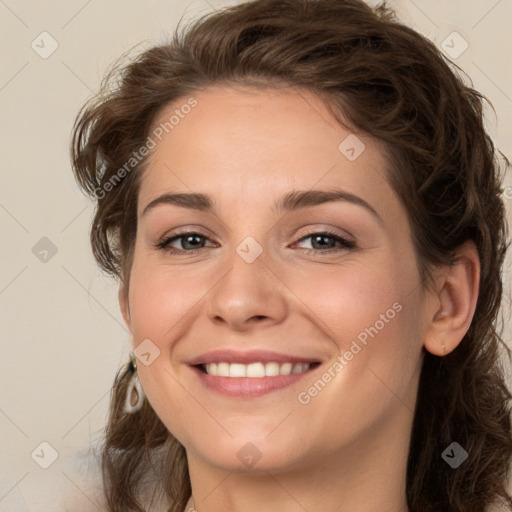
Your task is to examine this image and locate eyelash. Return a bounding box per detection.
[155,230,355,255]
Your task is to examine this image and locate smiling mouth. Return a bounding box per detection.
[195,361,321,377]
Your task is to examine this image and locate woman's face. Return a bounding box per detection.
[121,85,431,472]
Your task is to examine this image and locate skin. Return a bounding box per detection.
[119,84,480,512]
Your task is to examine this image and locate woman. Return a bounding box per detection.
[70,0,512,510]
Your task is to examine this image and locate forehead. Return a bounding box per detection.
[138,85,394,217]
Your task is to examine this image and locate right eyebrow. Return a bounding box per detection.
[142,193,213,216]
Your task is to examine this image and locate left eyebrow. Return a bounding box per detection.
[274,188,383,226]
[141,188,383,226]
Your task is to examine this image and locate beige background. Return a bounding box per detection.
[0,0,511,510]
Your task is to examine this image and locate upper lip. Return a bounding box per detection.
[188,349,323,366]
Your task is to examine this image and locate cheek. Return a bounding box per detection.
[286,259,409,346]
[125,240,425,454]
[127,256,203,342]
[287,256,424,397]
[127,243,422,370]
[286,265,424,448]
[125,259,202,442]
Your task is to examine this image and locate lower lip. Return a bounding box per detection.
[190,365,317,397]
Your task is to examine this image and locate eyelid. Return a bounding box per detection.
[156,227,356,254]
[292,227,355,245]
[155,229,217,252]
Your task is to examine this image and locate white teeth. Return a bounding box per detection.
[280,362,293,375]
[246,362,265,377]
[265,362,280,376]
[229,363,246,377]
[291,364,303,374]
[217,362,229,376]
[204,361,312,377]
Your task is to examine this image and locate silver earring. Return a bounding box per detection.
[124,357,145,414]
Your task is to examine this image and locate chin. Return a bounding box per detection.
[190,433,310,474]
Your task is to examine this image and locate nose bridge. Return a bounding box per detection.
[206,235,287,329]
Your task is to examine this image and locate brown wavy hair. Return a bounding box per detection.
[70,0,512,510]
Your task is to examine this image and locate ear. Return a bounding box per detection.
[423,241,480,356]
[118,285,132,330]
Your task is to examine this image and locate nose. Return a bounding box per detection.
[206,245,288,332]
